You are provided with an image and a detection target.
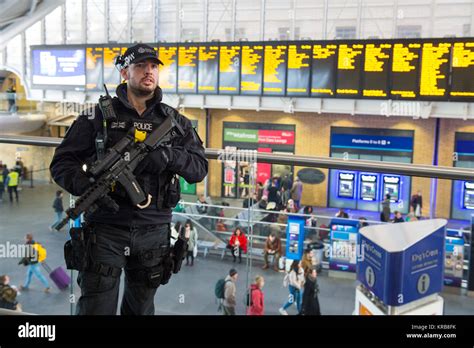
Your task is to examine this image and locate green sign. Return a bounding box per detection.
[180,176,196,195]
[224,128,258,143]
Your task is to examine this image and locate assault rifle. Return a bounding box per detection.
[54,116,184,231]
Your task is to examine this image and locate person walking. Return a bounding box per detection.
[246,275,265,316]
[301,268,321,315]
[18,234,50,293]
[0,164,6,202]
[290,177,303,209]
[50,190,65,231]
[184,220,198,266]
[222,269,238,315]
[279,260,305,315]
[410,190,423,219]
[381,194,391,222]
[6,169,19,203]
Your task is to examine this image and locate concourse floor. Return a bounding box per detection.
[0,183,473,315]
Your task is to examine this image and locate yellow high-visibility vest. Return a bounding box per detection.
[7,171,19,187]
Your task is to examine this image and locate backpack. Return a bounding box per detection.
[245,288,254,306]
[32,243,47,263]
[215,278,229,299]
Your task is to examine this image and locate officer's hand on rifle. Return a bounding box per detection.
[72,170,93,196]
[136,146,172,175]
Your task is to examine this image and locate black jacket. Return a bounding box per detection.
[50,84,208,226]
[53,197,63,212]
[301,276,321,315]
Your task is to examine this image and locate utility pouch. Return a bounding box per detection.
[64,227,89,271]
[163,174,181,209]
[146,265,164,288]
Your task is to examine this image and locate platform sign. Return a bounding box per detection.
[362,43,391,98]
[336,43,363,97]
[450,41,474,100]
[263,44,287,96]
[219,43,240,94]
[285,216,306,261]
[240,43,264,95]
[86,47,103,91]
[357,219,446,307]
[198,44,219,94]
[287,42,311,97]
[158,44,178,93]
[311,43,337,97]
[178,44,198,94]
[390,42,421,99]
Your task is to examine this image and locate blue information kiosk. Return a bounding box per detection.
[355,219,446,315]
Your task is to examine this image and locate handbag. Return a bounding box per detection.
[193,244,198,258]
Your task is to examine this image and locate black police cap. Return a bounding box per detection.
[117,43,163,69]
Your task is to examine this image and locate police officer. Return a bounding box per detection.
[50,43,208,315]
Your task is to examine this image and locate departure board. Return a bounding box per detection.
[44,38,474,101]
[336,43,364,97]
[287,43,311,97]
[263,44,287,96]
[311,43,337,97]
[103,46,122,90]
[198,44,219,94]
[86,47,103,91]
[390,42,421,99]
[362,43,391,98]
[158,45,178,93]
[178,44,198,94]
[219,44,240,94]
[450,41,474,99]
[419,42,451,99]
[241,43,264,95]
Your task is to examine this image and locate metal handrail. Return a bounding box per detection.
[0,134,473,181]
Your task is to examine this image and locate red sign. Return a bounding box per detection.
[257,147,272,185]
[258,130,295,145]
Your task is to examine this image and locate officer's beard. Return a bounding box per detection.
[128,81,155,99]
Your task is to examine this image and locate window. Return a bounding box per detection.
[396,25,421,38]
[236,0,261,41]
[65,0,83,43]
[108,0,129,42]
[45,6,63,44]
[463,24,471,37]
[208,0,233,41]
[335,26,356,39]
[87,0,106,43]
[225,28,246,41]
[182,28,201,41]
[131,0,154,43]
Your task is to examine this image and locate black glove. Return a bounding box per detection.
[72,170,92,196]
[136,147,172,175]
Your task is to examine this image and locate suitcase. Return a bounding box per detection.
[42,263,71,290]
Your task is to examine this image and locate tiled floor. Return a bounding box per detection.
[0,183,473,315]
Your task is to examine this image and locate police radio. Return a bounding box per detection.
[98,84,117,122]
[96,84,117,160]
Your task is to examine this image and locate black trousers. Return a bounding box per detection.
[8,186,18,202]
[76,223,171,315]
